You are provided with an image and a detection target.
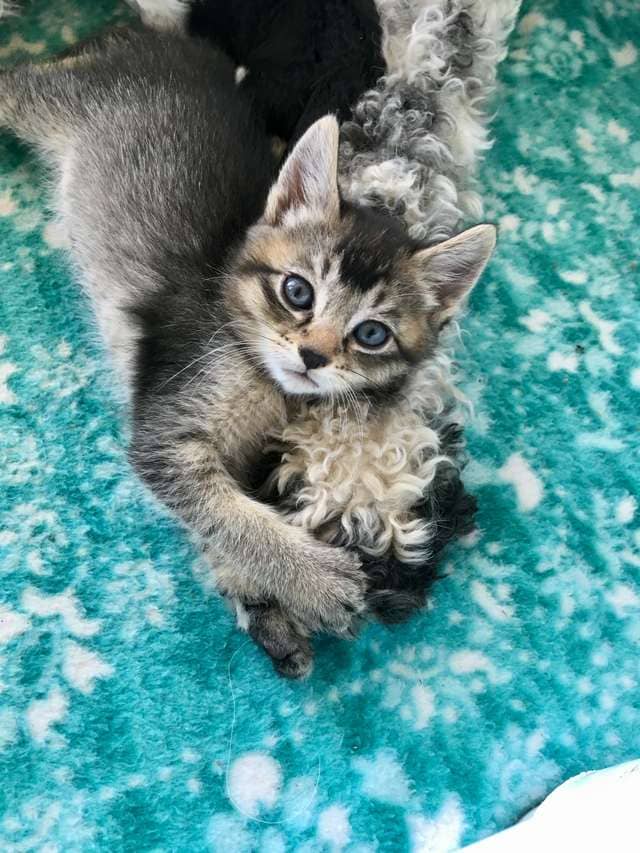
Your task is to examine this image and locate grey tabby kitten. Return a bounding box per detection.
[0,28,495,677]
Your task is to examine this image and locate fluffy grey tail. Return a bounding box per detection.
[339,0,522,242]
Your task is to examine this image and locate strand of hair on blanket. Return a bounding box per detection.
[224,641,322,824]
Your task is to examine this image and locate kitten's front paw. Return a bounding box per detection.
[296,547,366,636]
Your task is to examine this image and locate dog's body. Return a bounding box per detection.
[127,0,384,146]
[128,0,521,240]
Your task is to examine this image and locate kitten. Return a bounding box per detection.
[126,0,484,625]
[0,28,494,677]
[127,0,384,145]
[123,0,483,634]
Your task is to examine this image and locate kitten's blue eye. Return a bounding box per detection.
[353,320,390,349]
[282,275,314,310]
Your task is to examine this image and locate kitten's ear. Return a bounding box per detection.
[413,224,496,323]
[264,115,340,227]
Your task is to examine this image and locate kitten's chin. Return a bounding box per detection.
[269,365,322,396]
[261,349,338,397]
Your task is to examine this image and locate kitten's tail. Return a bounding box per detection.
[0,65,67,149]
[340,0,522,242]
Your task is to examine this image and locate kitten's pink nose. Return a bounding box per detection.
[299,347,329,370]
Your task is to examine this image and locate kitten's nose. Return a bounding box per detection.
[299,347,329,370]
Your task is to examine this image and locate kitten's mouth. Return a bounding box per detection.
[281,369,318,391]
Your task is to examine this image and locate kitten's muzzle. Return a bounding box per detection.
[299,347,329,370]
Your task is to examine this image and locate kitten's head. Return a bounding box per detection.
[229,116,495,398]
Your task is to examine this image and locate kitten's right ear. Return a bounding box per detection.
[413,224,497,324]
[263,115,341,227]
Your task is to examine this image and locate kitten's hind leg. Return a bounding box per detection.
[237,601,314,680]
[0,27,135,150]
[0,64,78,156]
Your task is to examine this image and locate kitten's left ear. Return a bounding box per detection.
[264,115,340,227]
[413,224,497,323]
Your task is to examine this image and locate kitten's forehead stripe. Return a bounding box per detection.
[372,288,388,309]
[337,206,412,293]
[377,307,402,322]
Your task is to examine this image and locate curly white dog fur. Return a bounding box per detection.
[341,0,522,242]
[270,346,464,561]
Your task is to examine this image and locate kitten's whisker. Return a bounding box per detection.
[335,370,372,442]
[200,261,228,283]
[223,320,289,354]
[182,357,259,390]
[333,375,365,445]
[344,381,366,445]
[340,391,349,437]
[199,352,264,373]
[337,389,347,435]
[250,333,287,350]
[341,366,377,387]
[186,359,260,390]
[161,337,268,390]
[159,347,225,389]
[341,366,412,408]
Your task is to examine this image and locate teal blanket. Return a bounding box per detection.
[1,1,639,849]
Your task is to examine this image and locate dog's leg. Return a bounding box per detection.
[125,0,190,33]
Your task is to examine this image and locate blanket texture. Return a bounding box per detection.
[1,1,639,850]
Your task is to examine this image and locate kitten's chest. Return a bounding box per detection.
[209,373,287,468]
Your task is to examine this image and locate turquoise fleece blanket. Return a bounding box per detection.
[1,1,639,850]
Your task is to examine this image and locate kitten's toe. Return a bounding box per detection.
[274,646,314,680]
[246,602,314,679]
[315,558,367,636]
